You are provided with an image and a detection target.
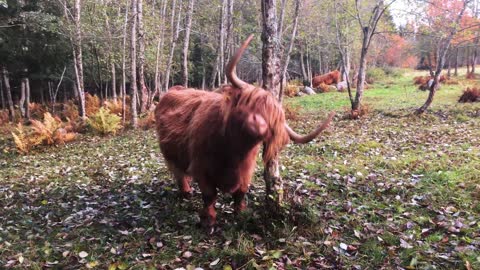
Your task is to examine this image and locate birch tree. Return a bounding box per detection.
[261,0,283,205]
[416,0,470,114]
[130,0,138,127]
[351,0,397,113]
[182,0,195,87]
[137,0,148,112]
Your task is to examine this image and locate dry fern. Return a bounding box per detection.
[11,123,29,154]
[284,85,300,97]
[86,93,101,116]
[138,111,156,130]
[11,112,77,154]
[63,100,80,121]
[87,107,122,135]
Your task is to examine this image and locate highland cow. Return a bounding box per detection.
[155,35,335,227]
[312,70,341,88]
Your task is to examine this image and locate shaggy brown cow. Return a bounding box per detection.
[312,70,341,88]
[155,34,335,227]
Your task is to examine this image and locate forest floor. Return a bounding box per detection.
[1,70,480,269]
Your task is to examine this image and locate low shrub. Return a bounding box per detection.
[458,87,480,103]
[0,110,9,126]
[138,110,156,130]
[288,79,304,86]
[28,102,47,119]
[283,103,302,121]
[445,77,459,85]
[284,85,300,97]
[317,83,330,93]
[104,99,123,116]
[413,76,429,85]
[344,104,371,120]
[366,67,386,84]
[87,107,122,135]
[11,112,76,154]
[62,100,80,121]
[382,67,404,77]
[85,93,101,116]
[466,72,476,80]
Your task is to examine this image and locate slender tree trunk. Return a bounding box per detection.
[0,78,5,110]
[25,77,30,119]
[447,52,452,77]
[466,47,471,73]
[210,55,220,88]
[73,0,86,120]
[19,80,26,118]
[472,47,477,74]
[454,47,459,76]
[164,0,181,90]
[131,0,138,127]
[137,0,148,112]
[261,0,283,205]
[103,0,117,100]
[111,63,116,99]
[279,0,301,100]
[121,0,129,124]
[225,0,234,65]
[300,48,307,82]
[306,44,312,87]
[277,0,287,42]
[417,0,468,114]
[2,66,15,122]
[92,44,103,99]
[353,40,368,111]
[182,0,195,87]
[153,0,168,97]
[219,0,227,84]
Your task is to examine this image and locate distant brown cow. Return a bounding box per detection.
[155,35,335,227]
[312,70,341,88]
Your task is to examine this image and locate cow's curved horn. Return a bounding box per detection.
[226,34,254,89]
[286,111,336,144]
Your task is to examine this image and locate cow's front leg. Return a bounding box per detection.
[233,189,247,214]
[198,181,218,228]
[167,161,192,197]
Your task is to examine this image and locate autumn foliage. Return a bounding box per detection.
[11,112,76,154]
[382,34,418,68]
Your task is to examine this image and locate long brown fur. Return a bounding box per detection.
[155,34,334,227]
[312,70,341,88]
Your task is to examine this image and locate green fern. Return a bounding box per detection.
[87,107,122,135]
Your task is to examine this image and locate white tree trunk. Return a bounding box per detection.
[261,0,283,205]
[164,0,181,90]
[130,0,138,127]
[182,0,195,87]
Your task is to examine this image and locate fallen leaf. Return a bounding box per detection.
[78,251,88,258]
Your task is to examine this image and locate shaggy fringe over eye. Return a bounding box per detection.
[221,85,290,163]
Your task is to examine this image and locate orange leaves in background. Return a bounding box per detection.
[426,0,479,46]
[382,34,418,68]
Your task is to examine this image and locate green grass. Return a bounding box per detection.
[287,67,478,112]
[1,68,480,269]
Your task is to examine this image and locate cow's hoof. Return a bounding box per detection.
[234,205,247,215]
[179,191,193,199]
[196,220,217,234]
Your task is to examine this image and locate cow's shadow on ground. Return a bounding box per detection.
[1,161,328,269]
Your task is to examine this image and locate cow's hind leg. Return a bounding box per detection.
[166,162,192,197]
[198,180,218,228]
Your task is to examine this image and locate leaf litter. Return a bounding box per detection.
[0,106,479,269]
